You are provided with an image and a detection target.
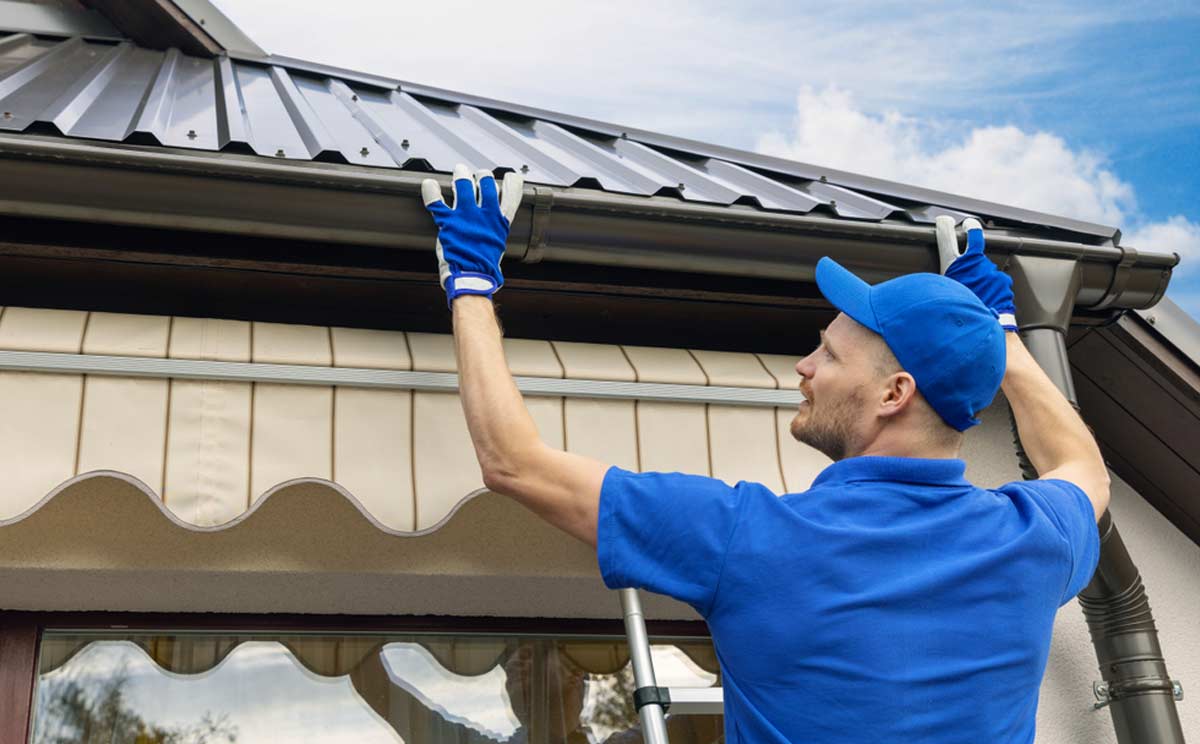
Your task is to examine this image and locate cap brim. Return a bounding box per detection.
[815,257,881,332]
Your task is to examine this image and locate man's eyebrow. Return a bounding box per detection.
[819,330,836,357]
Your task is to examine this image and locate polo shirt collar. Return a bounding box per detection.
[812,455,969,488]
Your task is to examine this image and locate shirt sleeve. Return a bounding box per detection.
[1014,478,1102,606]
[596,465,747,615]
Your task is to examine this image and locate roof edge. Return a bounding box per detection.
[0,132,1174,313]
[213,57,1119,242]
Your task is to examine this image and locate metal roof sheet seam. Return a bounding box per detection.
[0,31,1122,246]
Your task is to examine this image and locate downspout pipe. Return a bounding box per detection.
[1007,254,1186,743]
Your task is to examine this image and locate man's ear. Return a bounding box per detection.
[878,371,919,419]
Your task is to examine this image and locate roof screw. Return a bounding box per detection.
[1172,680,1183,701]
[1147,314,1157,325]
[186,129,197,140]
[829,199,838,209]
[275,148,285,157]
[351,94,359,102]
[677,182,686,191]
[819,175,828,183]
[620,132,628,139]
[360,146,370,156]
[520,164,530,173]
[2,112,11,120]
[400,139,410,149]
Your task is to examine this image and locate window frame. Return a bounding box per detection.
[2,609,711,743]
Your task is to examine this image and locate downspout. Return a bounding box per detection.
[1007,254,1186,743]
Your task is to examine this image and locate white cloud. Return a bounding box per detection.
[756,86,1199,317]
[210,1,1190,150]
[1126,216,1200,316]
[756,86,1135,226]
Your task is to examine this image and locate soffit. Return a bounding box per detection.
[1069,300,1200,547]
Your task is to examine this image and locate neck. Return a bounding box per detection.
[850,428,961,461]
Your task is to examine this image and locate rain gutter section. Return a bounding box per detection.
[1008,254,1186,743]
[0,133,1178,313]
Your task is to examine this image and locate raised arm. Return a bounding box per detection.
[941,218,1109,520]
[422,165,608,547]
[1001,333,1110,519]
[452,295,607,546]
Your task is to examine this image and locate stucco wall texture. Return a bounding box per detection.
[959,394,1197,742]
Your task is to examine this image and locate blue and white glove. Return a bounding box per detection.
[936,216,1018,332]
[421,163,524,307]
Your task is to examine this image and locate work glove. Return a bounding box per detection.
[936,215,1018,331]
[421,163,524,307]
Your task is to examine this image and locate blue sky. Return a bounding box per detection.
[213,0,1200,319]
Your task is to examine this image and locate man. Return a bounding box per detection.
[421,165,1106,743]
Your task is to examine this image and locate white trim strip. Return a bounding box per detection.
[0,350,803,408]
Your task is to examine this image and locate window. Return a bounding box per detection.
[32,631,722,743]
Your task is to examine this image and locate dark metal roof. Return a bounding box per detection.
[0,31,1124,244]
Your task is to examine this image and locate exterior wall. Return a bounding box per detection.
[959,394,1198,743]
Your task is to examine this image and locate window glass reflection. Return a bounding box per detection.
[32,632,722,744]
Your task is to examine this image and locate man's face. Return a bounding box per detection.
[790,313,881,461]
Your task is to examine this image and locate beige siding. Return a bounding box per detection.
[0,309,801,527]
[556,342,639,471]
[0,372,83,518]
[755,353,800,390]
[689,349,776,388]
[165,318,253,525]
[77,314,172,492]
[0,307,87,352]
[82,312,171,357]
[331,328,414,530]
[77,377,169,491]
[621,346,709,475]
[691,350,786,491]
[250,323,333,498]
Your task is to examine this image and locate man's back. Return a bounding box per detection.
[598,456,1100,743]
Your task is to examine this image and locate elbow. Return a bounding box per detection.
[480,455,518,495]
[480,446,535,496]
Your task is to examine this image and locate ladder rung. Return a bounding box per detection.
[662,687,725,715]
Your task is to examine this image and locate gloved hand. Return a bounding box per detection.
[937,216,1018,331]
[421,163,523,307]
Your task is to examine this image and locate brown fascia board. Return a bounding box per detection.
[79,0,221,56]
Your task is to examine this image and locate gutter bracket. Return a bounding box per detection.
[522,185,554,264]
[1093,679,1185,710]
[1092,245,1139,311]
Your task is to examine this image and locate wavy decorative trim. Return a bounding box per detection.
[1,469,494,536]
[0,470,700,620]
[38,633,719,678]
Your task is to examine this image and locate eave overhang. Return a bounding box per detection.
[0,132,1177,315]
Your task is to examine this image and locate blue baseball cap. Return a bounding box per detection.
[814,257,1005,431]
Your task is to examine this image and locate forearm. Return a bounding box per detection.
[451,295,541,478]
[1001,333,1103,476]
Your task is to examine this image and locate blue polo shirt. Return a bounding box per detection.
[597,456,1100,743]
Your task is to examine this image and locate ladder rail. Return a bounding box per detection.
[619,588,670,744]
[618,588,724,741]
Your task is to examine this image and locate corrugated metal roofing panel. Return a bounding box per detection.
[0,32,1117,243]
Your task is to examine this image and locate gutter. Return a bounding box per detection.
[0,133,1178,312]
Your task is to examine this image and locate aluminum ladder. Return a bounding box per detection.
[619,588,724,743]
